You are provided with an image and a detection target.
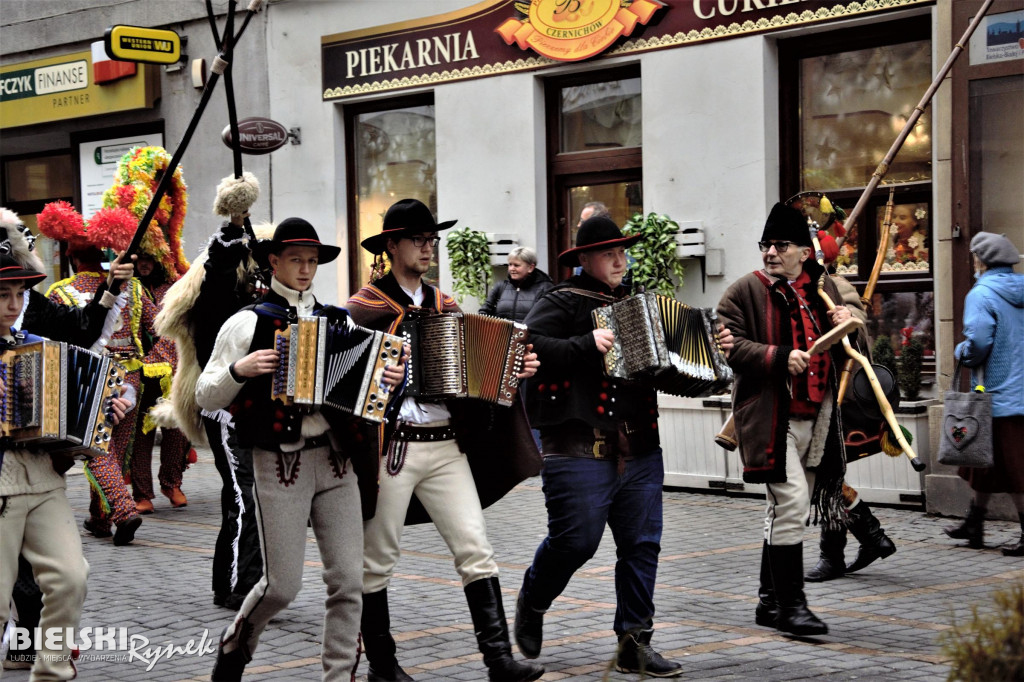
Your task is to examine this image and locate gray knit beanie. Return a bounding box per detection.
[970,232,1020,267]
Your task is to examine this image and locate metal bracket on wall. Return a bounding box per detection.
[288,128,301,145]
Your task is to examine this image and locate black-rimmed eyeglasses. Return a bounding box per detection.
[406,236,441,248]
[758,240,795,253]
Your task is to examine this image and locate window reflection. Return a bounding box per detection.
[354,105,438,283]
[800,41,932,190]
[560,78,642,152]
[880,202,930,272]
[865,291,935,359]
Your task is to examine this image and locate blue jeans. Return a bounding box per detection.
[519,448,664,636]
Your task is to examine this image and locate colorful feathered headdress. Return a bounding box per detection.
[101,145,190,283]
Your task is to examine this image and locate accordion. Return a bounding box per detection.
[397,312,528,407]
[0,340,128,459]
[592,292,733,398]
[271,315,404,423]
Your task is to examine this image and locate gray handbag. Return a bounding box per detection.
[937,362,994,468]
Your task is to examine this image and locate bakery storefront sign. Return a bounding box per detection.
[323,0,933,100]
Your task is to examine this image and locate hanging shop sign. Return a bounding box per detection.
[221,117,290,155]
[322,0,933,100]
[0,50,158,129]
[104,25,182,65]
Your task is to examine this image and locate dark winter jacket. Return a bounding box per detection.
[479,268,553,323]
[523,272,659,454]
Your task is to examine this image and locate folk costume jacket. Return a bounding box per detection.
[346,272,541,525]
[522,272,659,457]
[716,261,847,529]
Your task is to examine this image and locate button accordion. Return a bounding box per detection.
[271,315,404,423]
[397,312,529,407]
[0,340,128,459]
[592,292,733,397]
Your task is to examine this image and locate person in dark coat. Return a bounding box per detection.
[716,203,850,638]
[512,216,702,677]
[480,246,553,323]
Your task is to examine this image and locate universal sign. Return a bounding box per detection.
[221,117,290,154]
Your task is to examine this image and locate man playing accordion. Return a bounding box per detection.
[198,218,406,682]
[347,198,543,682]
[513,216,728,677]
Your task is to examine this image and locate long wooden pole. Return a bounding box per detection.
[839,0,995,239]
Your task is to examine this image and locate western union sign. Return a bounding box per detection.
[104,25,181,65]
[0,51,159,129]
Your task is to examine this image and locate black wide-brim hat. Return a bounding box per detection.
[558,216,641,267]
[252,217,341,267]
[0,250,46,285]
[360,198,457,254]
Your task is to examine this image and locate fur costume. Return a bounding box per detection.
[153,223,275,445]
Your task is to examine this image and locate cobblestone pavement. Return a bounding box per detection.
[6,447,1023,681]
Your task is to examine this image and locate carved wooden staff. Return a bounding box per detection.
[109,0,264,295]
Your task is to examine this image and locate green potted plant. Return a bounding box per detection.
[871,336,899,383]
[622,212,686,297]
[446,226,491,303]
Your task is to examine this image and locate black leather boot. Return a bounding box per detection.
[845,501,896,573]
[754,540,777,627]
[512,590,544,659]
[768,543,828,637]
[944,502,986,549]
[805,528,848,582]
[616,629,683,677]
[211,621,252,682]
[1001,513,1024,557]
[464,577,545,682]
[362,589,414,682]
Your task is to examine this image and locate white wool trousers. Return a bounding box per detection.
[763,418,817,546]
[221,444,363,681]
[362,431,497,594]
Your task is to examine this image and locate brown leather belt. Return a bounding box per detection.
[394,423,455,442]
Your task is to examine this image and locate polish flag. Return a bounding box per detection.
[92,41,136,84]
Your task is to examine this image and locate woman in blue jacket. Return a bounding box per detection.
[944,232,1024,555]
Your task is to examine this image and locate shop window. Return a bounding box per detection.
[345,95,437,292]
[780,16,935,369]
[547,65,642,279]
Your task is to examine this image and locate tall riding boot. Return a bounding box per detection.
[845,501,897,573]
[805,527,848,582]
[361,589,414,682]
[768,543,828,637]
[1001,513,1024,557]
[944,502,986,549]
[754,540,777,627]
[464,577,545,682]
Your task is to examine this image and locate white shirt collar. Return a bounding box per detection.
[400,283,425,307]
[271,277,317,316]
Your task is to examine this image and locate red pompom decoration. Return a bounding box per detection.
[87,207,137,251]
[187,448,198,464]
[818,231,839,265]
[37,201,85,241]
